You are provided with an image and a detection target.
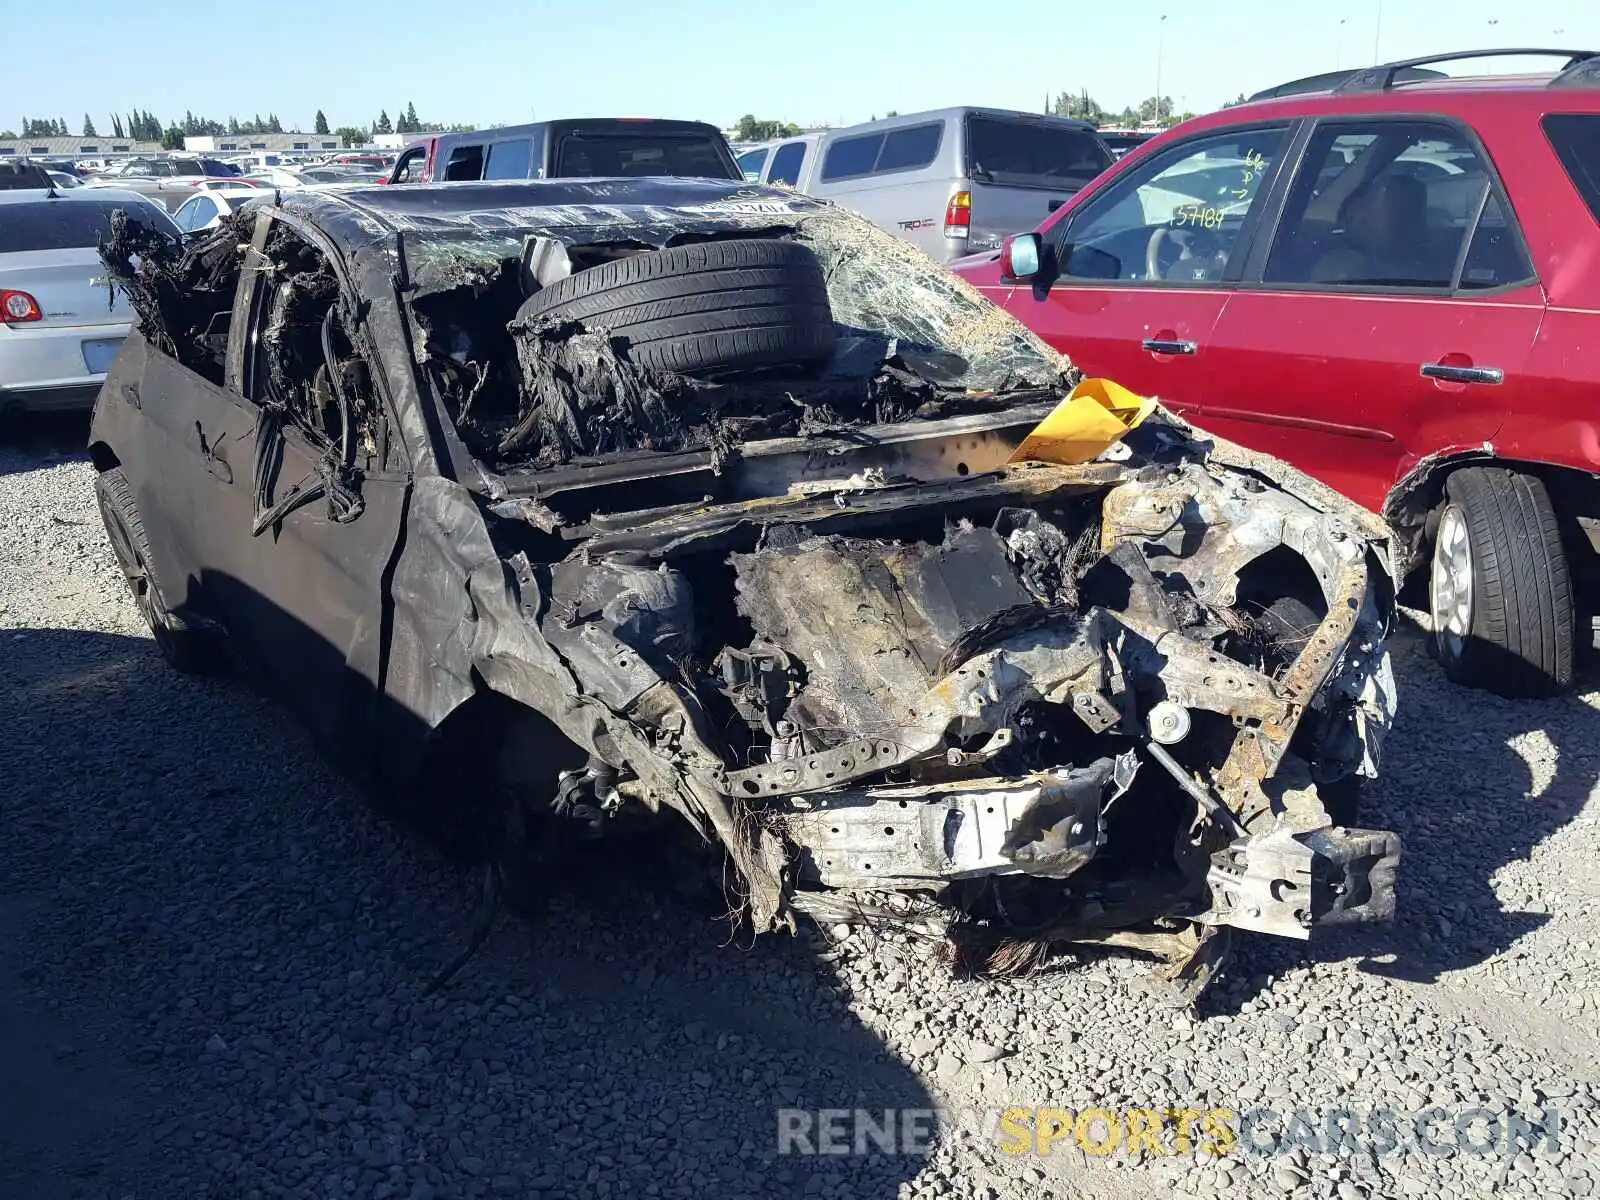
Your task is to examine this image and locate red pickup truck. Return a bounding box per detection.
[956,49,1600,698]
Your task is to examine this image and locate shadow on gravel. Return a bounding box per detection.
[1204,618,1599,1014]
[0,627,935,1200]
[0,411,91,474]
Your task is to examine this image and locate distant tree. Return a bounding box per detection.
[314,109,329,135]
[83,114,97,137]
[885,110,899,118]
[110,114,125,138]
[1137,95,1175,125]
[334,126,366,148]
[1220,92,1249,108]
[267,113,282,133]
[404,101,418,132]
[446,122,477,133]
[1049,89,1104,122]
[22,116,72,138]
[228,116,240,135]
[374,109,393,136]
[734,114,802,140]
[161,123,184,151]
[0,129,14,139]
[130,110,162,141]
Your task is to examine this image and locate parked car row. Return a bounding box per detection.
[733,109,1115,262]
[384,119,743,185]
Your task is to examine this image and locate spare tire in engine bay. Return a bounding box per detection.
[516,238,837,377]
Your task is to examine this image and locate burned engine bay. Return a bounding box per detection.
[503,427,1401,992]
[98,183,1402,992]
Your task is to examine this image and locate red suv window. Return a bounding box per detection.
[1543,113,1600,224]
[1055,126,1288,283]
[1263,120,1534,291]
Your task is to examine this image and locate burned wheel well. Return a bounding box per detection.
[401,688,588,861]
[1232,544,1328,619]
[88,440,120,475]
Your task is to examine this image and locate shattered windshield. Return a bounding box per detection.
[401,203,1068,473]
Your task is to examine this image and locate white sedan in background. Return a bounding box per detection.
[0,187,178,413]
[241,166,306,189]
[171,186,267,234]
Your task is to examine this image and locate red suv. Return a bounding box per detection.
[956,50,1600,697]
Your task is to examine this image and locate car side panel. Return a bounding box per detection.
[1498,306,1600,473]
[1202,287,1544,514]
[986,279,1227,420]
[225,426,412,752]
[811,170,954,261]
[89,332,260,624]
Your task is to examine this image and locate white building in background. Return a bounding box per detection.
[183,132,342,153]
[0,134,160,157]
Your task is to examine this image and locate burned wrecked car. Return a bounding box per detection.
[91,178,1400,991]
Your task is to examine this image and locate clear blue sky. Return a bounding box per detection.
[12,0,1598,134]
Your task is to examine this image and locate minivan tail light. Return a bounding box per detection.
[944,190,972,238]
[1,290,42,323]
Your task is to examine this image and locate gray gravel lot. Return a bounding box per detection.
[2,425,1598,1200]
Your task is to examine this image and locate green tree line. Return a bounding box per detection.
[1046,90,1198,127]
[6,102,454,149]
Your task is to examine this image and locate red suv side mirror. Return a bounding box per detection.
[1000,233,1042,282]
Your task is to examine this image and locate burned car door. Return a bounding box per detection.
[89,293,262,635]
[221,215,412,754]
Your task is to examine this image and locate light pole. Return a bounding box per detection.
[1486,18,1499,73]
[1337,18,1347,69]
[1373,0,1383,64]
[1155,14,1168,127]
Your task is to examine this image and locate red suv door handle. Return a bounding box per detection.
[1421,362,1503,385]
[1142,337,1197,356]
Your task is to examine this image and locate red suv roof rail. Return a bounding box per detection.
[1551,55,1600,88]
[1336,48,1599,93]
[1250,66,1446,101]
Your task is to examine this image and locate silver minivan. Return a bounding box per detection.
[745,109,1112,262]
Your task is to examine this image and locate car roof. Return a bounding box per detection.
[1126,65,1600,162]
[827,107,1099,134]
[192,187,267,202]
[0,186,156,206]
[1230,48,1600,115]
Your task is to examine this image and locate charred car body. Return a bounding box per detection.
[92,178,1401,991]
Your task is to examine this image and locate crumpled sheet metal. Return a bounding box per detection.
[776,754,1134,888]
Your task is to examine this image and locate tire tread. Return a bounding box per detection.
[518,239,836,376]
[1441,467,1573,697]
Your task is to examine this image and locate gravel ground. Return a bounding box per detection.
[2,424,1598,1200]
